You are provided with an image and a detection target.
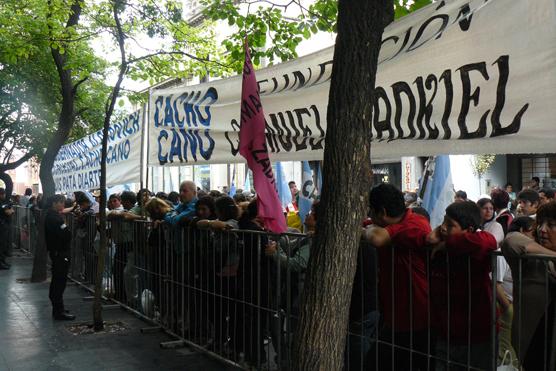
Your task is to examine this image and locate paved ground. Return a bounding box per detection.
[0,251,240,371]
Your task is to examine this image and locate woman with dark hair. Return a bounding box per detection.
[502,201,556,370]
[131,188,152,217]
[478,197,511,365]
[235,199,273,366]
[155,192,168,201]
[167,191,180,207]
[477,198,504,245]
[194,195,216,221]
[185,195,217,341]
[196,196,239,231]
[491,188,514,236]
[196,196,240,350]
[143,198,174,319]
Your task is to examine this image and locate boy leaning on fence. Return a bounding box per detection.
[363,183,432,371]
[427,201,498,371]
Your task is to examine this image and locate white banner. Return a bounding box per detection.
[53,110,143,193]
[148,0,556,166]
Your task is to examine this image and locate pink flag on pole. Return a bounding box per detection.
[239,39,287,233]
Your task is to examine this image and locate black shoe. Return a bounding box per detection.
[0,262,10,270]
[52,309,71,316]
[53,313,76,321]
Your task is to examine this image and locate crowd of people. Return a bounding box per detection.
[395,178,556,371]
[2,177,556,370]
[0,187,39,270]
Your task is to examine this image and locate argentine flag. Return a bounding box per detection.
[244,170,252,193]
[299,161,317,223]
[275,162,292,208]
[421,155,454,228]
[229,165,236,196]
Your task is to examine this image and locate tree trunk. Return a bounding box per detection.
[33,0,82,282]
[34,49,75,282]
[93,0,128,331]
[30,212,48,282]
[0,172,14,199]
[293,1,393,370]
[93,120,109,331]
[39,123,73,200]
[0,152,33,198]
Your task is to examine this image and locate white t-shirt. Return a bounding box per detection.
[106,205,124,215]
[484,219,504,246]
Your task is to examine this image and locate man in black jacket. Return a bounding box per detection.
[45,194,75,320]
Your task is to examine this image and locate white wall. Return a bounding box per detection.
[210,164,229,191]
[449,155,507,201]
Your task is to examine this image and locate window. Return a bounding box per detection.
[521,155,556,188]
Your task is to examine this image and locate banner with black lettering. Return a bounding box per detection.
[149,0,555,165]
[53,110,143,193]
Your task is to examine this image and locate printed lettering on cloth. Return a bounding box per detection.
[53,110,143,193]
[239,39,287,233]
[149,0,556,165]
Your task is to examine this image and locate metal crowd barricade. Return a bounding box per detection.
[22,208,556,371]
[11,206,36,254]
[495,250,556,371]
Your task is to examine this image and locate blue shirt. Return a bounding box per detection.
[164,198,197,226]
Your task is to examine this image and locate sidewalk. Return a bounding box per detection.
[0,252,240,371]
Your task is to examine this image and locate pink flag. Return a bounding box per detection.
[239,39,287,233]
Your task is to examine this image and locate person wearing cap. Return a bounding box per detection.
[0,188,13,270]
[92,189,101,204]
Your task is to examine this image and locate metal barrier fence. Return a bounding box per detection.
[11,206,556,371]
[10,206,37,255]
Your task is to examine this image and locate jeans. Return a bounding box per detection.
[345,310,380,371]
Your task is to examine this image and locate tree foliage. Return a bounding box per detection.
[0,0,223,193]
[0,63,55,161]
[202,0,431,73]
[471,154,496,177]
[90,0,221,86]
[0,0,111,148]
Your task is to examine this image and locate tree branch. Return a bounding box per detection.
[3,143,16,164]
[128,50,230,69]
[72,76,89,96]
[0,152,34,172]
[48,0,82,129]
[74,108,88,118]
[0,134,9,153]
[66,0,82,28]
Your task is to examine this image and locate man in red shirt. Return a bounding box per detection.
[364,183,432,371]
[427,201,497,371]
